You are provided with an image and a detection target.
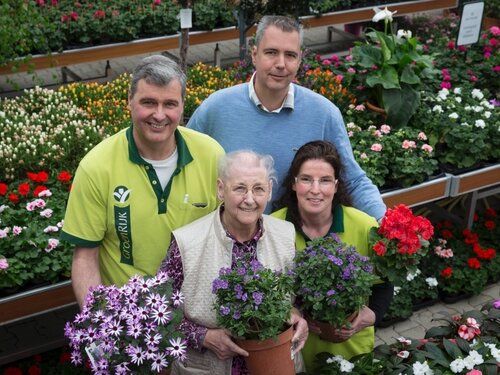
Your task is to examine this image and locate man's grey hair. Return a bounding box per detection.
[218,150,277,185]
[254,15,304,48]
[129,55,186,99]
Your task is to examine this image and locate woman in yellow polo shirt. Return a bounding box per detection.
[272,140,393,373]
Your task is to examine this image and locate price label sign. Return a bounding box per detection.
[457,1,484,46]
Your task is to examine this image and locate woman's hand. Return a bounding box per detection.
[203,329,249,360]
[289,308,309,355]
[319,306,376,343]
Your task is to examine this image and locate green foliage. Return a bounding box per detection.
[383,283,413,321]
[193,0,234,30]
[349,15,438,127]
[0,1,61,68]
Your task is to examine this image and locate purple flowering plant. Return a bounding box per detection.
[212,256,295,341]
[293,233,376,328]
[64,271,186,374]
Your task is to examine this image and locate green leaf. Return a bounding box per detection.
[443,339,462,358]
[423,342,449,367]
[400,65,420,85]
[377,32,392,62]
[383,85,420,127]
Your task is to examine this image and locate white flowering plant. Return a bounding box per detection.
[405,268,439,306]
[0,170,73,291]
[314,302,500,374]
[346,6,438,127]
[0,86,104,181]
[64,271,186,374]
[411,85,499,170]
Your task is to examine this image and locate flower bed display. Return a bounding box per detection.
[0,9,498,320]
[317,302,500,374]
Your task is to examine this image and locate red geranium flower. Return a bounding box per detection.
[441,267,453,278]
[57,171,72,183]
[8,193,19,204]
[485,208,497,217]
[467,257,481,269]
[441,229,453,239]
[26,171,49,183]
[18,183,30,196]
[462,229,479,244]
[37,171,49,182]
[94,9,105,19]
[3,367,22,375]
[0,182,8,195]
[28,365,42,375]
[33,185,48,197]
[370,204,434,284]
[484,220,496,230]
[473,244,496,261]
[373,241,386,256]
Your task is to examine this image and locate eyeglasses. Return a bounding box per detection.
[294,176,337,188]
[230,184,269,197]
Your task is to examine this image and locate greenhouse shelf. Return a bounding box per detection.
[0,280,76,325]
[448,163,500,228]
[381,174,452,208]
[449,163,500,197]
[0,0,458,75]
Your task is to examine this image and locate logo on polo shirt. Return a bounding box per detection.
[113,185,133,266]
[113,186,132,203]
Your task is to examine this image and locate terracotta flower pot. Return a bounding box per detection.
[235,326,295,375]
[308,311,359,343]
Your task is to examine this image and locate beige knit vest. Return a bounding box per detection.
[171,208,295,375]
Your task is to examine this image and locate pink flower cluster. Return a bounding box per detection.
[455,317,481,341]
[434,239,454,258]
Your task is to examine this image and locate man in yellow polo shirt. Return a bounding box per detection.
[61,55,224,307]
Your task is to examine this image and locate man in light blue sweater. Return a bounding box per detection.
[188,15,386,220]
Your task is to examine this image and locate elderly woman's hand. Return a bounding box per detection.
[289,308,309,355]
[203,329,249,360]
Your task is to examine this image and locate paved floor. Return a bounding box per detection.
[374,281,500,347]
[1,281,498,367]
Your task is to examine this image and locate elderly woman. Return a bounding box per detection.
[272,141,393,372]
[159,150,308,375]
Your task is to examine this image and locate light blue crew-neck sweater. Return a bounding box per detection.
[187,82,386,220]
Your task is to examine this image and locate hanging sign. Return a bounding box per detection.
[457,1,484,46]
[179,8,192,29]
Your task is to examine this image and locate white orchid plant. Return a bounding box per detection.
[350,7,438,127]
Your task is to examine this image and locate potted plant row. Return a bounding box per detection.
[377,207,500,327]
[315,301,500,374]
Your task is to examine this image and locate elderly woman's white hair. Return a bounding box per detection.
[217,150,277,185]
